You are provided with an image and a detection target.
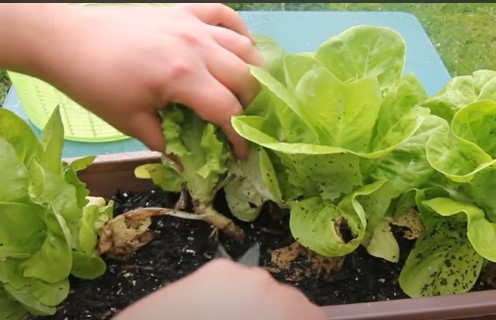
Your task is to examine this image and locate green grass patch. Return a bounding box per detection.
[324,3,496,77]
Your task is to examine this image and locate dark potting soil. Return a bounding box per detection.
[29,187,493,320]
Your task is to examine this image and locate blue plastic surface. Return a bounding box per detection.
[2,11,451,158]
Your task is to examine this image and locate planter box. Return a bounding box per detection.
[77,151,496,320]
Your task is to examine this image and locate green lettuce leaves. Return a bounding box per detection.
[235,25,496,298]
[134,25,496,300]
[396,70,496,296]
[232,25,436,262]
[134,104,278,240]
[0,107,112,317]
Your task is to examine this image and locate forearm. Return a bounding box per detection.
[0,3,76,79]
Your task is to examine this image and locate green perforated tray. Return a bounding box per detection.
[8,71,129,142]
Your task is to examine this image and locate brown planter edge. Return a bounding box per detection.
[75,151,496,320]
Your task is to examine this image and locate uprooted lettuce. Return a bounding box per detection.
[0,107,113,318]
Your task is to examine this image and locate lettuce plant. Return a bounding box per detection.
[5,24,496,319]
[232,25,440,260]
[398,70,496,297]
[233,26,495,298]
[134,104,281,241]
[0,108,113,319]
[135,25,496,300]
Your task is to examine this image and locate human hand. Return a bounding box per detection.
[34,3,265,159]
[114,259,327,320]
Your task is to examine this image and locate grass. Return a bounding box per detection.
[324,3,496,77]
[2,3,496,104]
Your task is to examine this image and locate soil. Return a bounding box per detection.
[29,187,493,320]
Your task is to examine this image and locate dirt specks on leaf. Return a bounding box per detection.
[392,208,423,240]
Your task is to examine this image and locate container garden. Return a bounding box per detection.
[68,151,496,320]
[3,19,496,320]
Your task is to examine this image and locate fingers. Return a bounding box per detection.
[206,48,259,107]
[178,3,252,39]
[210,26,266,69]
[172,73,249,159]
[125,111,165,153]
[208,26,265,105]
[278,283,327,320]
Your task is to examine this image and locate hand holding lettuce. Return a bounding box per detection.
[5,24,496,319]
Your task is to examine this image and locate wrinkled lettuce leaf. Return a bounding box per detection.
[461,167,496,222]
[452,100,496,158]
[253,34,286,83]
[276,152,363,203]
[290,181,385,257]
[233,27,430,167]
[365,114,447,198]
[399,213,483,298]
[426,100,496,182]
[293,69,382,150]
[423,197,496,261]
[71,251,107,280]
[234,65,429,159]
[0,286,26,320]
[223,145,282,222]
[394,187,488,298]
[134,161,183,193]
[283,53,323,91]
[0,203,45,260]
[63,155,96,208]
[421,69,496,122]
[315,25,405,89]
[241,65,320,145]
[0,107,42,166]
[160,104,230,204]
[0,139,29,203]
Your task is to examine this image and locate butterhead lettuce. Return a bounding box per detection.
[0,108,113,317]
[134,25,496,301]
[233,25,437,262]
